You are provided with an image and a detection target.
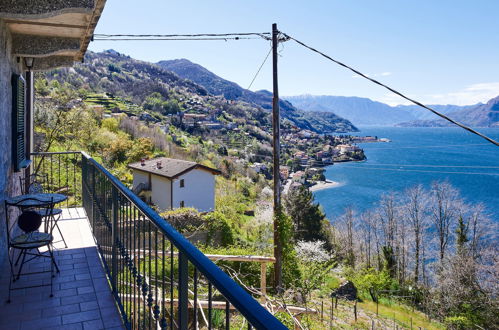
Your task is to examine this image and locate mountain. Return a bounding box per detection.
[285,95,415,126]
[399,95,499,127]
[397,104,476,120]
[157,59,357,132]
[285,95,475,126]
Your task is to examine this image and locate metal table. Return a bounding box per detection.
[7,193,68,207]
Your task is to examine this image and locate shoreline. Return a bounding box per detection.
[309,180,341,192]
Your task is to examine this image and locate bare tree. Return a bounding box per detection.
[359,210,375,268]
[376,193,399,277]
[335,207,356,267]
[378,193,398,250]
[402,184,429,284]
[429,181,462,262]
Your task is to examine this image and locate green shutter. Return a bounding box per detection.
[11,74,28,172]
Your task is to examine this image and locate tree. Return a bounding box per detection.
[283,186,330,246]
[126,137,153,163]
[286,158,301,172]
[430,181,462,262]
[105,134,132,164]
[375,193,399,278]
[336,207,356,267]
[402,185,429,284]
[455,216,469,257]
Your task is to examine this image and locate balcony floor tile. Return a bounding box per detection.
[0,208,124,330]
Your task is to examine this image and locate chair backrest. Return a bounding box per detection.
[19,173,48,195]
[4,197,55,243]
[17,210,43,233]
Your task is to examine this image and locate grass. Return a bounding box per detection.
[358,299,445,330]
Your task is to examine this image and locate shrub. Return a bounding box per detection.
[444,316,474,330]
[203,211,235,246]
[345,267,394,299]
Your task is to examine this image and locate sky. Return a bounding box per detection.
[89,0,499,106]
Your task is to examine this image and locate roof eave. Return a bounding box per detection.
[1,0,107,70]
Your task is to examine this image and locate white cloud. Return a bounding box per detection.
[378,82,499,106]
[426,82,499,105]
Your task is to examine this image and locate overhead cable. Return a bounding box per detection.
[93,32,272,41]
[94,32,271,37]
[280,32,499,147]
[93,37,258,41]
[247,46,273,90]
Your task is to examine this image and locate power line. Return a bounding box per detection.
[279,32,499,147]
[93,32,272,41]
[93,37,259,41]
[94,32,271,38]
[247,46,272,90]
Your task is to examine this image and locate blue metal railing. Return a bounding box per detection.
[32,151,286,330]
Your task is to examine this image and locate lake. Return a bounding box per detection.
[314,127,499,222]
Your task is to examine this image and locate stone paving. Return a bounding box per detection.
[0,208,125,330]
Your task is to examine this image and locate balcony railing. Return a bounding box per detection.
[31,151,285,330]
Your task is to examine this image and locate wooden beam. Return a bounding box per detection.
[120,294,317,315]
[130,250,276,263]
[260,262,267,299]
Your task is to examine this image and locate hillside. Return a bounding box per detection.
[285,95,474,126]
[157,59,358,133]
[399,95,499,127]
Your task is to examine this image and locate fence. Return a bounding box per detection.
[32,151,285,329]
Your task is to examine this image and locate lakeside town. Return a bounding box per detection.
[83,89,390,194]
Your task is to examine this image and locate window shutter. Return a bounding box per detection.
[11,74,28,172]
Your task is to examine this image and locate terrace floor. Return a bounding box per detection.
[0,208,125,330]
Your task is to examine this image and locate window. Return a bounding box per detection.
[11,74,29,172]
[180,201,184,208]
[180,179,185,188]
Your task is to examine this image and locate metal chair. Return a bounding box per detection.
[20,173,67,248]
[4,197,60,303]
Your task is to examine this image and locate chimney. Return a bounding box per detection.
[157,161,162,169]
[141,158,145,166]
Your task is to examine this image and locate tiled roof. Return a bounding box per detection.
[128,157,220,179]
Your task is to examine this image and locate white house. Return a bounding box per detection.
[129,157,220,212]
[336,144,358,154]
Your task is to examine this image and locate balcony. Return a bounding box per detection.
[0,208,124,329]
[1,152,285,329]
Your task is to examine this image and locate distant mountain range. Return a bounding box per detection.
[285,95,480,126]
[157,59,357,132]
[398,96,499,127]
[70,53,496,130]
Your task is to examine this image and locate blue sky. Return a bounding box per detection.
[89,1,499,106]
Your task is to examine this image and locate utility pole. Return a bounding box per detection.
[272,23,282,292]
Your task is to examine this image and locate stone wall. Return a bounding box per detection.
[0,19,22,268]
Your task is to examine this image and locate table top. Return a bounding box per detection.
[6,193,68,206]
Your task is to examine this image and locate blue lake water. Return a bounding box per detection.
[314,127,499,222]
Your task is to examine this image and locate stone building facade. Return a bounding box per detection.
[0,0,106,267]
[0,18,23,265]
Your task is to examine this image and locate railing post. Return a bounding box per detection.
[111,184,119,292]
[82,156,88,212]
[91,164,96,231]
[178,252,189,329]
